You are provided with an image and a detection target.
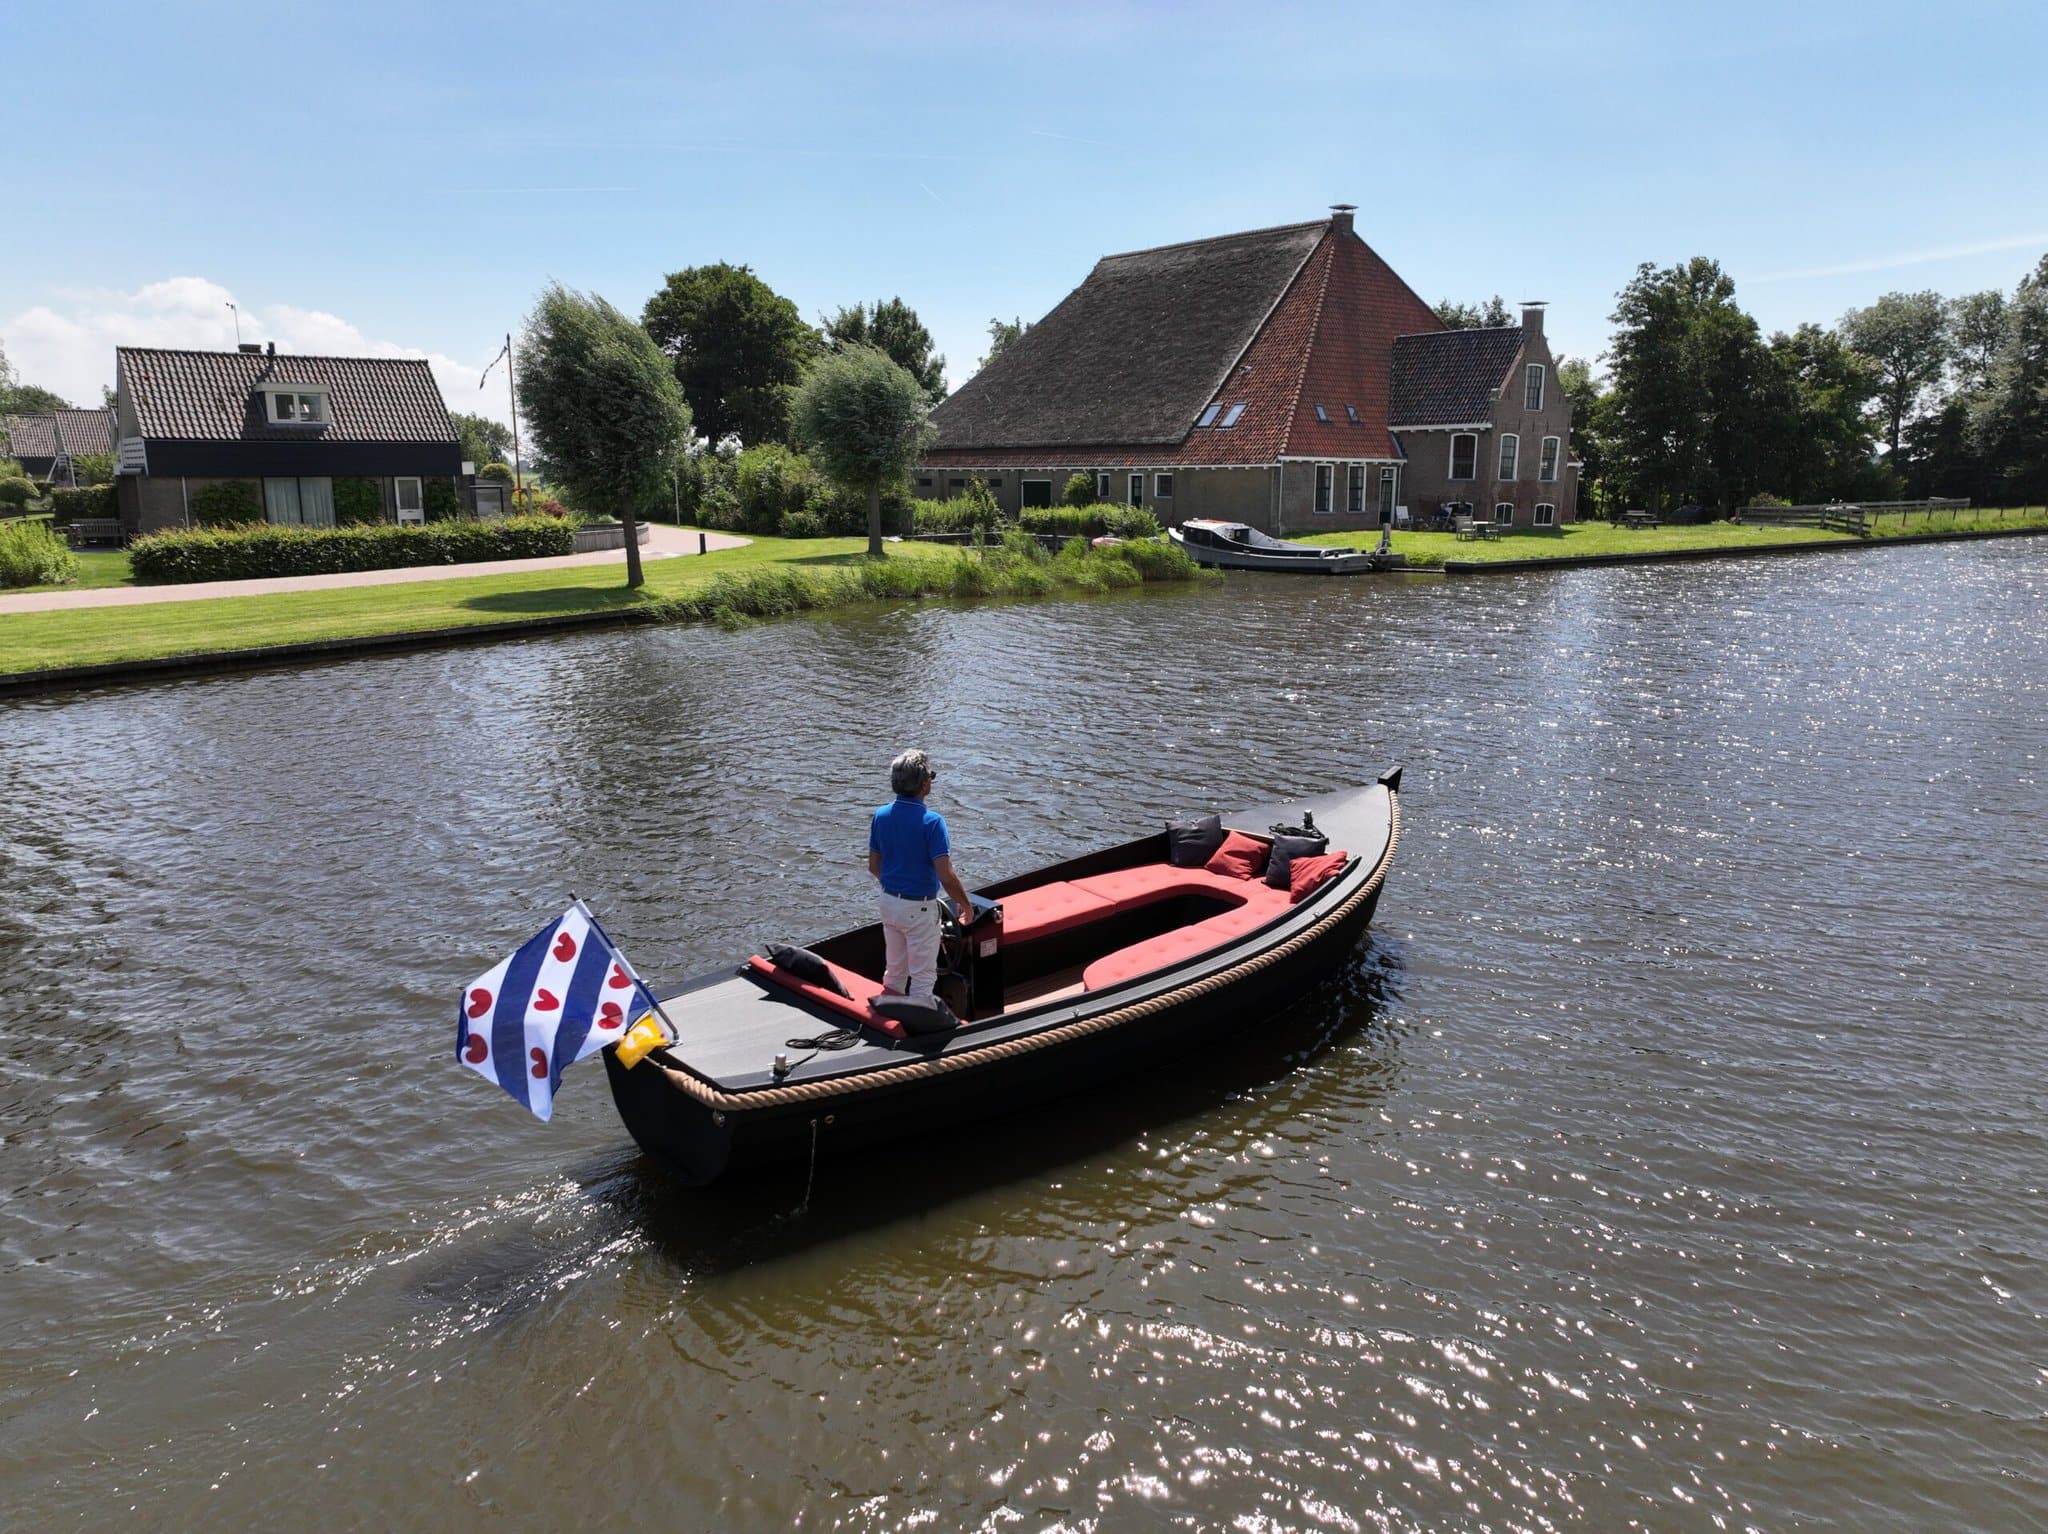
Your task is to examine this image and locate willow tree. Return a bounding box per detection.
[518,283,690,588]
[791,344,935,558]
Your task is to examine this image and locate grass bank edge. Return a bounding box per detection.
[0,535,1205,677]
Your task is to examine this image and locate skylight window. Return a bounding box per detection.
[1314,403,1329,424]
[1345,404,1361,425]
[1196,403,1222,428]
[1218,403,1247,429]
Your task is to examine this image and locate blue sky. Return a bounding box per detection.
[7,0,2044,425]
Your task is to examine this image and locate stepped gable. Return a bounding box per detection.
[1388,326,1526,428]
[117,347,457,444]
[928,220,1326,452]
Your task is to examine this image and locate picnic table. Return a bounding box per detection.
[1622,509,1661,530]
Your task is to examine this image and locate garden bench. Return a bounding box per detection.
[65,518,127,548]
[1453,515,1480,540]
[1623,509,1661,530]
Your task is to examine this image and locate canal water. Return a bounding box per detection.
[2,541,2044,1530]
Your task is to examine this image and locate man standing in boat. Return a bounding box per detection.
[868,749,973,1001]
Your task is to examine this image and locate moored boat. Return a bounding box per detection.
[1169,518,1378,573]
[603,771,1402,1184]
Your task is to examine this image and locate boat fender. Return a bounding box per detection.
[868,993,959,1036]
[765,944,850,997]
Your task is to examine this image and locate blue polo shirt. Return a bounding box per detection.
[870,796,949,899]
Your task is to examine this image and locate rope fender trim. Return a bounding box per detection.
[650,793,1401,1115]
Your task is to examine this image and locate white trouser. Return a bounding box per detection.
[878,890,943,999]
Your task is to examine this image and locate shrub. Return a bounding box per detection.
[1062,472,1095,508]
[333,477,383,526]
[0,520,77,587]
[71,452,116,486]
[190,479,262,526]
[47,484,118,526]
[1018,502,1162,539]
[779,507,828,539]
[0,457,24,480]
[0,476,35,509]
[911,498,978,533]
[423,476,462,521]
[479,461,514,482]
[731,443,819,534]
[129,515,577,585]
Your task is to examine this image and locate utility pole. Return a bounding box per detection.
[481,333,525,502]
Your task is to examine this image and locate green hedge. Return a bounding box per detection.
[334,476,382,525]
[129,515,577,585]
[1019,502,1162,539]
[0,519,77,588]
[47,484,118,526]
[191,480,262,526]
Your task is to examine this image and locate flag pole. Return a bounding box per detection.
[574,898,679,1068]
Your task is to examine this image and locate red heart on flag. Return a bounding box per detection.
[466,987,492,1020]
[464,1032,488,1065]
[607,964,630,990]
[529,1046,548,1079]
[553,931,578,963]
[598,1001,623,1029]
[533,988,560,1011]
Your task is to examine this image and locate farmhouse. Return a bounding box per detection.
[111,343,466,536]
[921,207,1578,534]
[2,407,116,485]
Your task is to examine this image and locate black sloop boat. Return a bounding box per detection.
[1168,518,1378,573]
[604,770,1402,1184]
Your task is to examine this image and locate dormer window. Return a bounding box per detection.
[1195,403,1222,428]
[267,388,329,424]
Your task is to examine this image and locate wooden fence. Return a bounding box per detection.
[1734,498,1974,536]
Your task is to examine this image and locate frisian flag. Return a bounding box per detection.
[456,901,662,1121]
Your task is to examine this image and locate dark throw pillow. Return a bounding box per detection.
[868,993,959,1035]
[1204,829,1270,881]
[1264,832,1330,890]
[765,943,849,996]
[1166,812,1227,868]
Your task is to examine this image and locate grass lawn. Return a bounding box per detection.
[1292,508,2048,567]
[0,535,1190,679]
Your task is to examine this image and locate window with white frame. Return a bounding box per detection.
[1494,501,1515,525]
[1154,472,1174,498]
[1128,473,1144,506]
[266,388,328,424]
[1314,463,1333,514]
[1096,471,1111,500]
[393,476,424,523]
[1379,466,1397,523]
[1347,463,1365,513]
[1525,364,1545,411]
[1449,433,1477,479]
[1498,433,1519,481]
[1539,436,1561,481]
[1534,502,1556,526]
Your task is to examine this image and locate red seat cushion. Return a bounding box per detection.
[997,880,1113,943]
[1078,898,1284,991]
[745,954,906,1040]
[1203,830,1270,881]
[1287,850,1350,903]
[1068,863,1272,911]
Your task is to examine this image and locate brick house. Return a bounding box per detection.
[111,343,466,536]
[2,408,116,485]
[920,207,1577,534]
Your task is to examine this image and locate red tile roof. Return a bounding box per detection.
[117,347,457,444]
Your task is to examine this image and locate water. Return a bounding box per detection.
[2,541,2044,1530]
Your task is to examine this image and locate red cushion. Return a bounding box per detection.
[745,954,906,1040]
[1287,850,1350,903]
[998,880,1113,943]
[1079,900,1285,991]
[1203,830,1269,881]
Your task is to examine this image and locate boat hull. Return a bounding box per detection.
[1168,528,1375,573]
[604,778,1400,1185]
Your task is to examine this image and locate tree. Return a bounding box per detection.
[1971,255,2048,506]
[823,297,946,402]
[450,410,514,471]
[1839,290,1950,458]
[1759,325,1886,503]
[1432,295,1512,330]
[1949,289,2011,392]
[641,263,815,448]
[1555,357,1608,516]
[978,317,1028,370]
[1603,258,1779,514]
[791,344,936,558]
[1062,471,1095,507]
[519,283,692,588]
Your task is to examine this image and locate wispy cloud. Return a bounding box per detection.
[1750,232,2048,283]
[1026,127,1116,149]
[450,186,636,194]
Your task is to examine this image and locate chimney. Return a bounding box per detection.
[1520,301,1546,338]
[266,341,276,357]
[238,342,262,354]
[1329,203,1356,235]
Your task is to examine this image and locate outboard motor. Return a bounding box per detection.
[937,894,1005,1020]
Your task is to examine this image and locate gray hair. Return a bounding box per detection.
[889,749,934,796]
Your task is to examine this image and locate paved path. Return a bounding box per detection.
[0,524,749,614]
